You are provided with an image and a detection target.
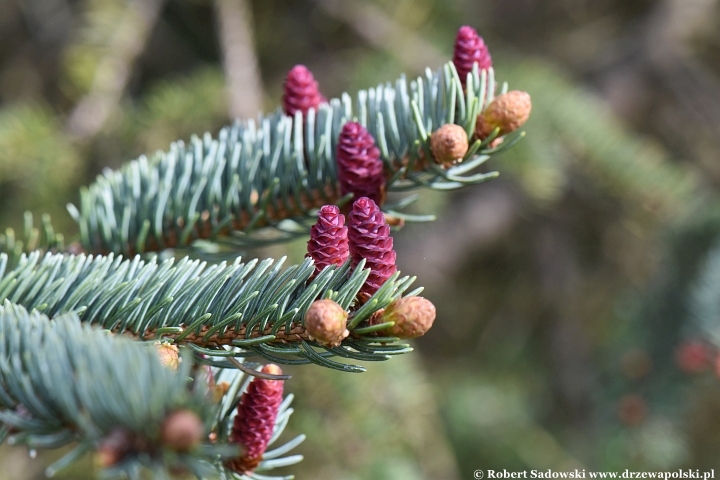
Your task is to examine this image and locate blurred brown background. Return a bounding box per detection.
[2,0,720,478]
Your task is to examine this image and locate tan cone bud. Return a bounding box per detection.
[304,299,349,347]
[161,410,204,452]
[475,90,532,140]
[380,296,436,339]
[430,124,469,166]
[155,342,180,370]
[212,381,230,403]
[96,429,134,468]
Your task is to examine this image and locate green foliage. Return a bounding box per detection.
[61,0,135,97]
[0,2,538,474]
[0,213,65,270]
[0,55,527,477]
[0,104,80,209]
[67,63,513,256]
[0,302,304,479]
[0,303,212,476]
[0,251,418,371]
[0,50,518,476]
[127,68,230,153]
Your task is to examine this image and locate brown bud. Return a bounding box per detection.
[212,381,230,403]
[475,90,532,140]
[383,213,405,228]
[304,299,349,347]
[430,124,469,166]
[154,342,180,370]
[96,429,134,468]
[380,296,436,339]
[262,363,283,377]
[161,410,204,452]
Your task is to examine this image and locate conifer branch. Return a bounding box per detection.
[0,212,65,269]
[66,0,165,141]
[0,251,419,372]
[0,23,529,479]
[66,63,514,256]
[0,303,303,479]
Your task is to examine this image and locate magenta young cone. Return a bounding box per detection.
[336,122,386,206]
[226,365,284,474]
[307,205,349,277]
[348,197,397,297]
[453,26,492,86]
[282,65,325,117]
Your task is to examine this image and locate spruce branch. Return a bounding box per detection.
[0,303,304,478]
[0,302,303,479]
[0,212,65,269]
[0,23,529,479]
[65,0,165,141]
[0,251,420,372]
[65,63,518,256]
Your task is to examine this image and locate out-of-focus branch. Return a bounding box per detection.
[311,0,446,72]
[13,0,75,49]
[66,0,165,142]
[645,0,718,62]
[397,183,522,287]
[214,0,263,119]
[643,0,720,135]
[596,0,720,149]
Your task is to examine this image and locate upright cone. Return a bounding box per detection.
[348,197,397,297]
[282,65,325,117]
[337,122,386,206]
[453,26,492,86]
[306,205,349,278]
[226,364,285,474]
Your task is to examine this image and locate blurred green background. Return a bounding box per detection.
[3,0,720,478]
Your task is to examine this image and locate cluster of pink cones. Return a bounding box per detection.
[228,25,526,476]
